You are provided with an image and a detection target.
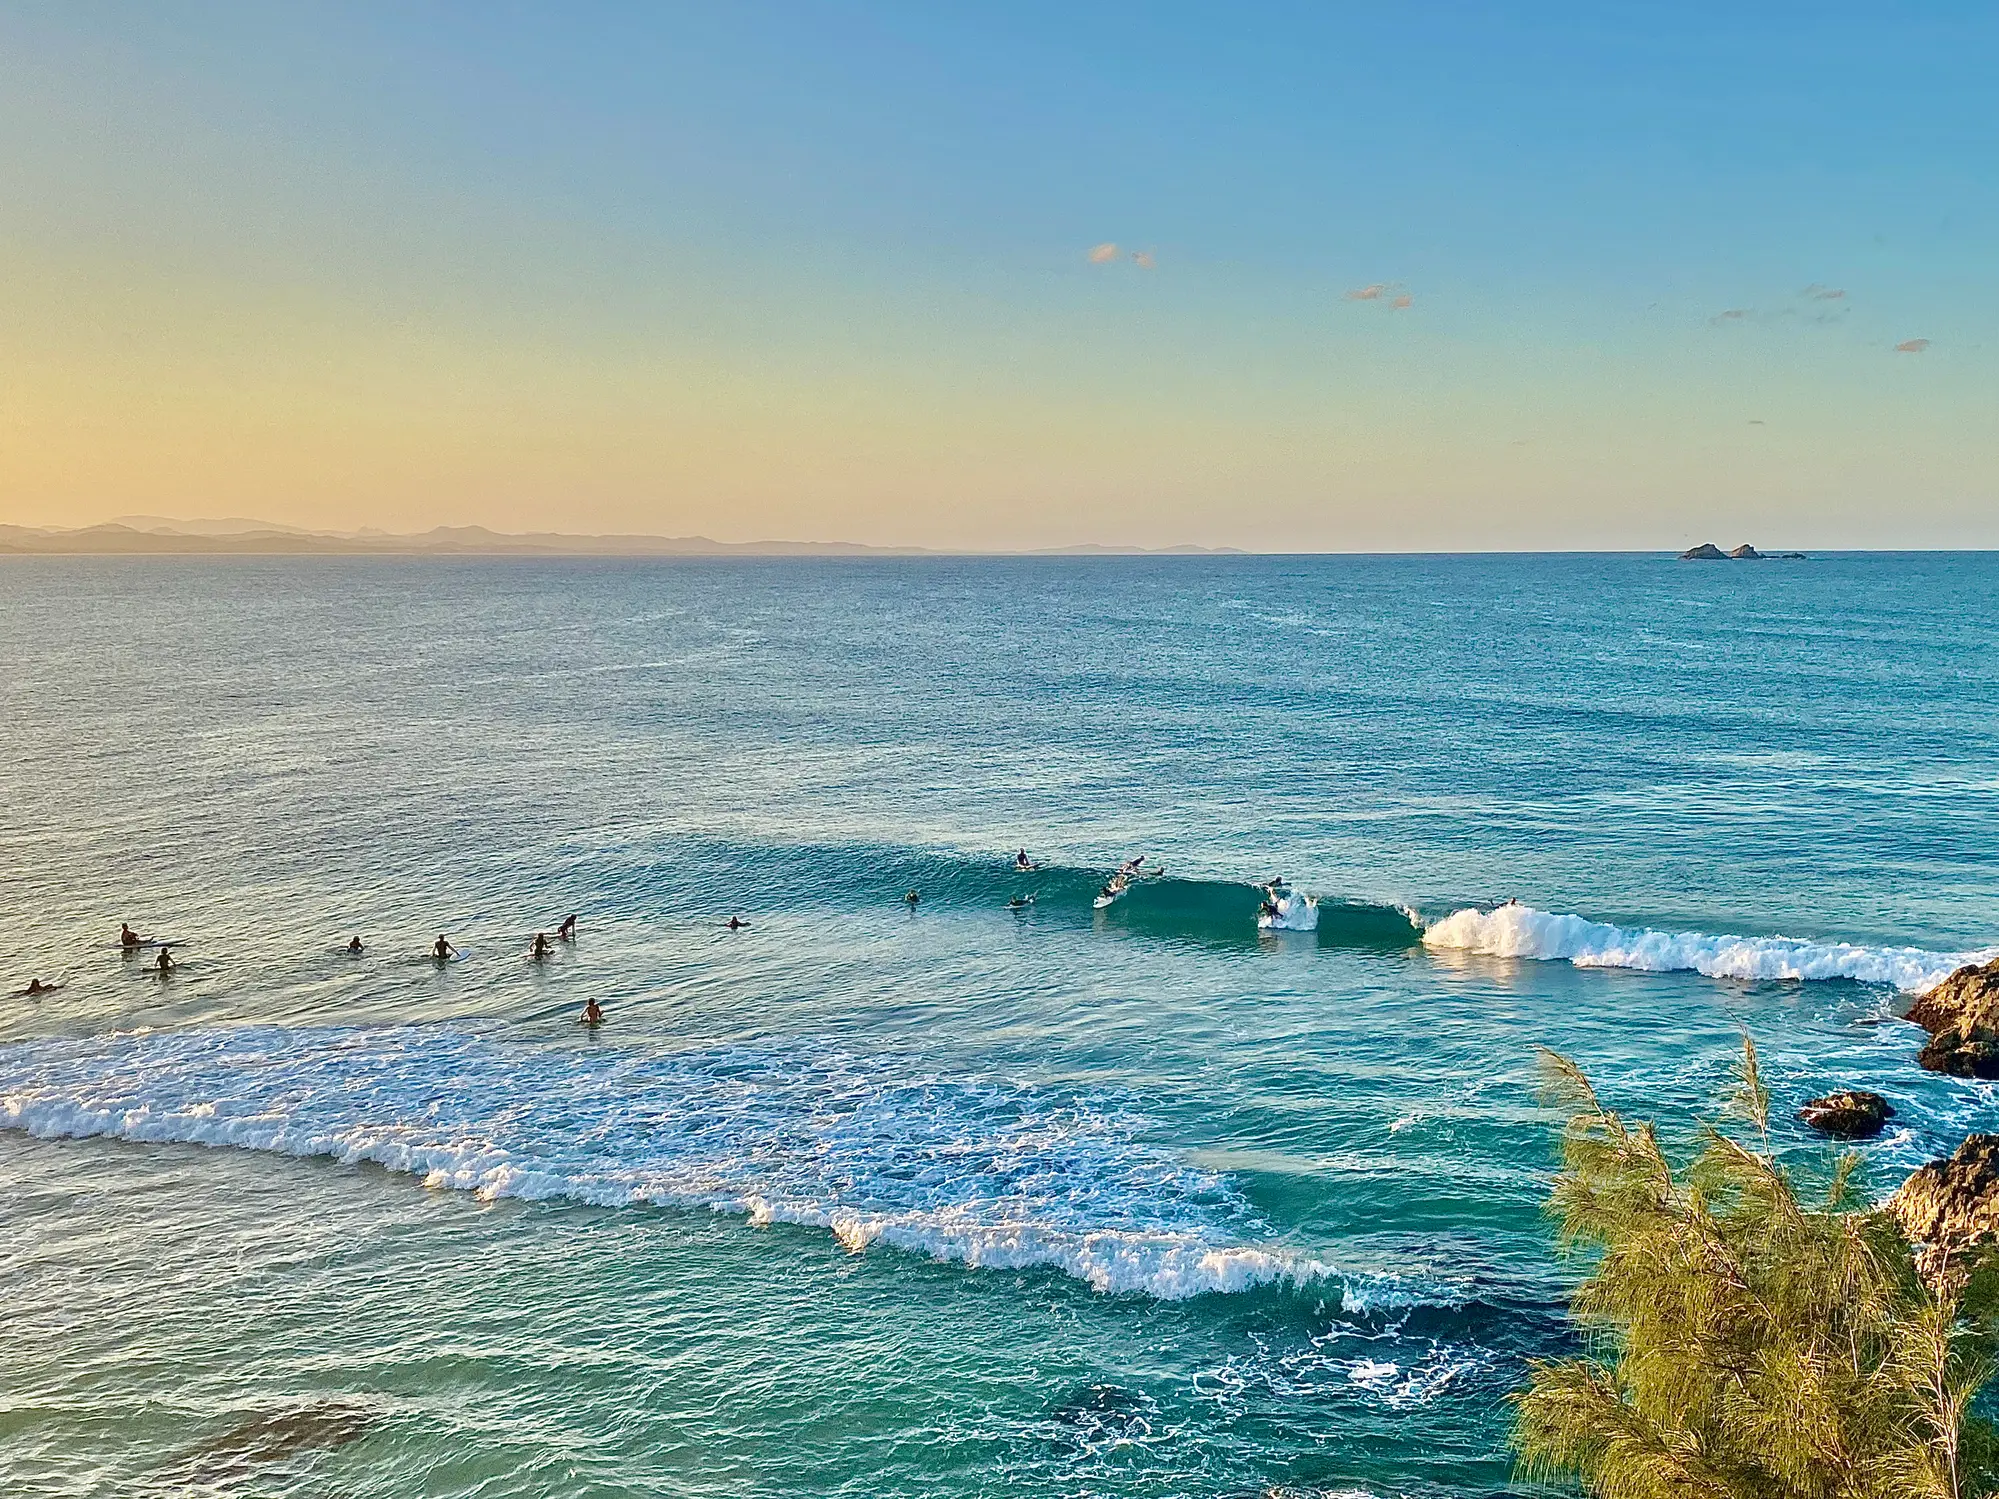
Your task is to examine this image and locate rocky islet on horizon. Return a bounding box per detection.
[1680,541,1809,560]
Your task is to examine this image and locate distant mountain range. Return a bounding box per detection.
[0,518,1244,558]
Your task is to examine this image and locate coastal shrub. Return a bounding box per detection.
[1513,1039,1999,1499]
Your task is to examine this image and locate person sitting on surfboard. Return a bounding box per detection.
[581,997,603,1026]
[347,936,364,955]
[120,923,143,948]
[557,914,577,940]
[531,932,552,958]
[432,935,457,962]
[154,948,174,975]
[1015,849,1036,871]
[726,916,747,930]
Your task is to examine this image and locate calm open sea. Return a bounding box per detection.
[3,553,1996,1497]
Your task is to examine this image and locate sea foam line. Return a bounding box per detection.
[1421,904,1992,993]
[0,1024,1407,1304]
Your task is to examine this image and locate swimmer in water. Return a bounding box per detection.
[725,916,748,930]
[905,891,921,906]
[531,932,552,958]
[347,936,364,955]
[581,997,603,1026]
[1006,895,1035,910]
[120,923,142,948]
[557,914,577,941]
[432,935,457,962]
[154,948,175,975]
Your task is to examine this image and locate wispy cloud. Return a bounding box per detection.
[1391,293,1412,309]
[1346,283,1389,301]
[1087,242,1119,264]
[1896,337,1931,353]
[1802,284,1847,301]
[1131,250,1155,270]
[1710,308,1751,325]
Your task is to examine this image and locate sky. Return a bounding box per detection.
[1,1,1994,550]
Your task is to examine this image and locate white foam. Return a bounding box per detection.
[0,1024,1380,1303]
[1422,904,1992,993]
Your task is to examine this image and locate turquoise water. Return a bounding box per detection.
[3,553,1996,1497]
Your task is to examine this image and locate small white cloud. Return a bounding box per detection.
[1391,293,1412,309]
[1087,242,1119,264]
[1132,250,1156,269]
[1895,337,1931,353]
[1346,283,1388,301]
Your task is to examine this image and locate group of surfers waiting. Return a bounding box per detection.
[14,911,757,1028]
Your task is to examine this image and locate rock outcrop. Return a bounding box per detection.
[1680,542,1728,560]
[1907,958,1999,1079]
[1797,1090,1894,1139]
[1887,1135,1999,1281]
[1727,544,1763,559]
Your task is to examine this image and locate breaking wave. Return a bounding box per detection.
[0,1023,1409,1304]
[1421,903,1992,993]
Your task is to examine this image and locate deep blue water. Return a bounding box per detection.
[2,553,1995,1497]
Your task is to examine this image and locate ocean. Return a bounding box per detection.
[2,552,1995,1497]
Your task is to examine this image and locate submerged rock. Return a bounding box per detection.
[1887,1135,1999,1281]
[1680,542,1728,560]
[1797,1089,1894,1139]
[1907,958,1999,1079]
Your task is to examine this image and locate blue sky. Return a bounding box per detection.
[1,2,1992,547]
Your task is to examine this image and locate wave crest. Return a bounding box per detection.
[1421,904,1990,992]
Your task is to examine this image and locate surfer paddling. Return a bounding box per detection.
[557,914,577,941]
[725,916,748,930]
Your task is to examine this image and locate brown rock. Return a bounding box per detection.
[1906,958,1999,1079]
[1797,1089,1894,1139]
[1887,1136,1999,1281]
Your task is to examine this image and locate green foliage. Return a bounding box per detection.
[1513,1039,1999,1499]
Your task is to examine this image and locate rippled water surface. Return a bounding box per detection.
[3,553,1997,1497]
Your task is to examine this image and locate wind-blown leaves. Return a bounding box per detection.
[1514,1039,1999,1499]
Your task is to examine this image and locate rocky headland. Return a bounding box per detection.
[1905,957,1999,1079]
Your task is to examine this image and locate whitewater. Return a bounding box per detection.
[1420,903,1992,992]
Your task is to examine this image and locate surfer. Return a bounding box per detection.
[531,932,552,958]
[20,978,59,997]
[432,935,457,962]
[557,914,577,941]
[725,916,748,930]
[120,923,143,948]
[905,890,922,906]
[1015,849,1037,872]
[153,948,175,975]
[1120,855,1146,877]
[346,936,364,955]
[580,997,603,1026]
[1007,895,1035,910]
